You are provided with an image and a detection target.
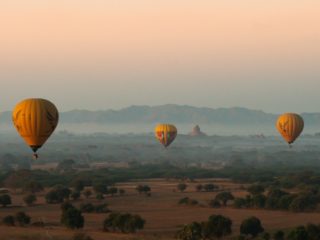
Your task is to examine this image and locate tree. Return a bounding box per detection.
[260,232,270,240]
[23,181,43,193]
[273,230,284,240]
[215,192,234,206]
[15,211,31,226]
[240,216,264,237]
[209,199,221,208]
[202,215,232,239]
[233,198,247,209]
[71,191,81,201]
[96,193,105,200]
[45,185,71,204]
[177,183,188,192]
[203,184,217,192]
[72,180,85,192]
[61,202,74,212]
[136,185,151,195]
[93,184,108,194]
[0,194,12,207]
[247,184,265,195]
[289,194,317,212]
[179,197,198,206]
[287,226,309,240]
[80,203,95,213]
[61,206,84,229]
[306,224,320,240]
[176,222,203,240]
[83,189,92,199]
[103,212,145,233]
[252,194,266,208]
[23,194,37,206]
[3,215,15,226]
[108,187,118,196]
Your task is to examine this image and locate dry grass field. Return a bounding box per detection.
[0,178,320,240]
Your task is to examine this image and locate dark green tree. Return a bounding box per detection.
[61,206,84,229]
[240,216,264,238]
[177,183,188,192]
[15,211,31,226]
[93,184,108,194]
[203,215,232,239]
[71,191,81,201]
[252,194,266,208]
[103,212,145,233]
[176,222,203,240]
[23,194,37,206]
[0,194,12,207]
[23,181,43,193]
[273,230,284,240]
[306,224,320,240]
[287,226,309,240]
[2,215,15,226]
[215,192,234,206]
[108,187,118,196]
[247,184,265,195]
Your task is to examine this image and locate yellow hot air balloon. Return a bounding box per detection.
[276,113,304,145]
[155,124,177,148]
[12,98,59,159]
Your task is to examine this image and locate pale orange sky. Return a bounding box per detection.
[1,0,320,112]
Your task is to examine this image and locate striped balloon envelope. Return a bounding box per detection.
[154,124,177,148]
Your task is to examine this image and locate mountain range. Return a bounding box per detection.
[1,104,320,126]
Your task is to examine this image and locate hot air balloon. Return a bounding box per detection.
[276,113,304,146]
[12,98,59,159]
[155,124,177,148]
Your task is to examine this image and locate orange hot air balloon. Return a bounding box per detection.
[12,98,59,159]
[155,124,177,148]
[276,113,304,145]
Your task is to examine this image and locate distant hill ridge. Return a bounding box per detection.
[1,104,320,125]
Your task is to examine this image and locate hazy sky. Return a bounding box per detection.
[1,0,319,113]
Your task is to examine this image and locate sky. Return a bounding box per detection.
[0,0,319,113]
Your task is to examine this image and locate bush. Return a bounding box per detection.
[61,206,84,229]
[22,181,43,193]
[2,215,15,226]
[287,226,309,240]
[23,194,37,206]
[80,203,110,213]
[95,203,110,213]
[177,183,188,192]
[176,214,232,240]
[215,192,234,206]
[233,198,248,208]
[46,186,71,204]
[0,194,12,207]
[178,197,198,206]
[209,199,221,208]
[96,193,104,200]
[240,216,264,237]
[103,212,145,233]
[71,191,81,201]
[80,203,95,213]
[203,184,217,192]
[15,211,31,226]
